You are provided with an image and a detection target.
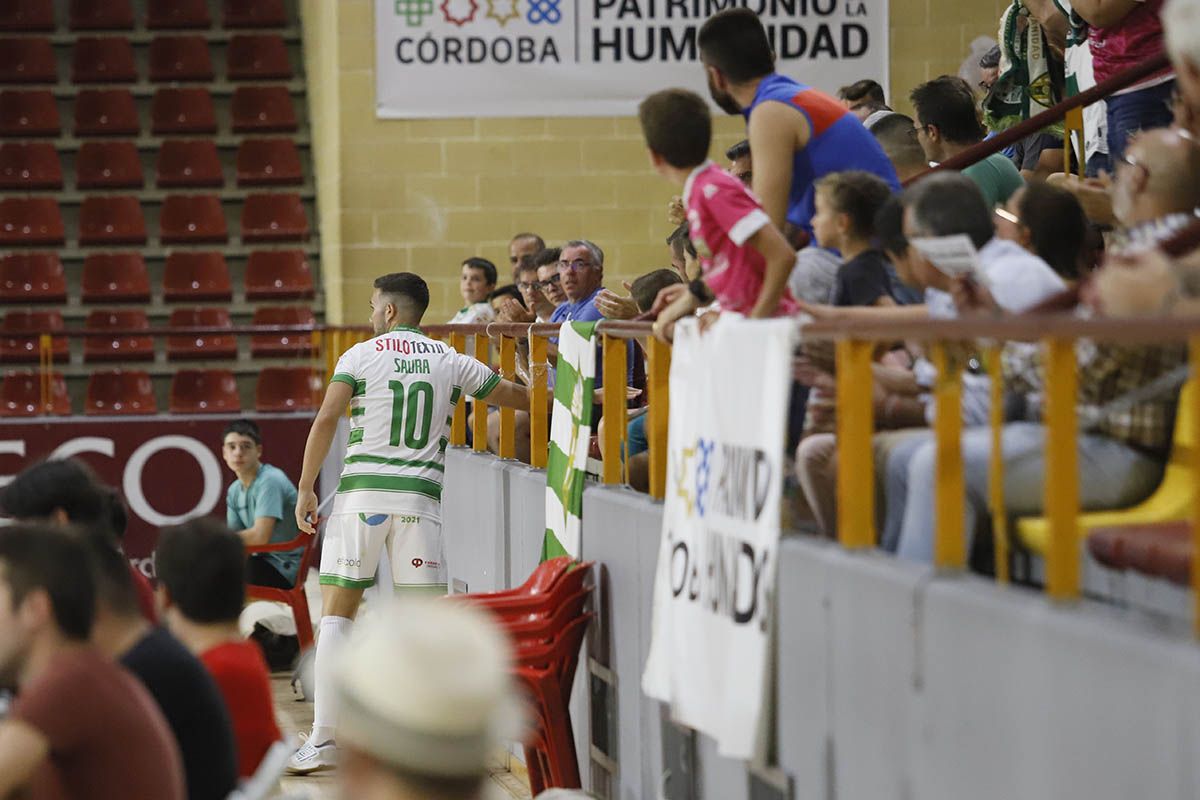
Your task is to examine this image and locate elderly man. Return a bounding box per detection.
[550,240,605,322]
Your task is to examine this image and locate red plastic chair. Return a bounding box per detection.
[0,37,56,83]
[81,253,150,302]
[0,197,63,245]
[146,0,211,29]
[499,587,591,639]
[244,249,313,299]
[241,192,307,242]
[80,195,147,245]
[70,0,134,30]
[254,366,322,412]
[0,1,55,31]
[157,139,223,188]
[0,90,59,137]
[455,561,594,616]
[76,140,143,188]
[166,307,236,360]
[161,194,227,243]
[230,86,296,133]
[72,37,137,83]
[0,371,70,416]
[0,253,65,303]
[0,142,62,189]
[148,35,214,82]
[163,251,232,301]
[151,87,216,135]
[227,34,291,80]
[246,531,318,649]
[456,556,573,603]
[236,138,301,186]
[0,310,66,362]
[169,369,241,413]
[74,89,139,136]
[249,306,314,358]
[85,369,156,415]
[223,0,287,29]
[83,309,154,362]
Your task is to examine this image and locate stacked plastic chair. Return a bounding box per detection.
[453,556,594,794]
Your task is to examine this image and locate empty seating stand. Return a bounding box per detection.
[256,367,321,412]
[236,138,301,186]
[0,197,64,245]
[81,253,150,303]
[0,90,60,137]
[79,195,146,245]
[70,0,135,30]
[0,37,57,83]
[162,251,232,301]
[161,194,227,243]
[227,35,292,80]
[224,0,287,29]
[86,370,157,415]
[170,369,241,414]
[152,88,217,135]
[147,0,211,30]
[148,36,214,83]
[0,1,56,32]
[76,141,143,188]
[74,89,139,136]
[251,306,314,357]
[242,193,307,241]
[72,37,137,83]
[0,142,63,189]
[84,309,153,362]
[244,250,313,299]
[1,310,67,363]
[1,371,71,416]
[167,307,237,360]
[157,139,223,188]
[0,253,65,303]
[231,86,296,133]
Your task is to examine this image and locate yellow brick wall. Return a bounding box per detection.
[302,0,1009,324]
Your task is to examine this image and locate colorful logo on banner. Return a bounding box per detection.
[396,0,557,26]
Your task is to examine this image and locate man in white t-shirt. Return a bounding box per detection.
[287,272,529,774]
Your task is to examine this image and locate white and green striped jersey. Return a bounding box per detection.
[328,325,500,520]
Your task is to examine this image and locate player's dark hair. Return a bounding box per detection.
[1016,181,1088,278]
[874,195,909,260]
[725,139,750,161]
[638,89,712,169]
[631,269,684,312]
[815,171,894,241]
[0,459,108,530]
[222,418,261,445]
[910,75,986,144]
[462,257,498,287]
[156,518,246,624]
[532,247,561,269]
[374,273,431,319]
[80,527,140,618]
[698,9,775,83]
[839,79,886,105]
[0,523,95,640]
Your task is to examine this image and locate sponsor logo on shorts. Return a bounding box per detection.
[411,558,423,568]
[358,513,389,526]
[411,558,441,570]
[337,557,362,567]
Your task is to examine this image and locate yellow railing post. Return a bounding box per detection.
[987,344,1009,584]
[498,334,516,459]
[931,344,966,569]
[1065,106,1085,178]
[601,334,627,485]
[449,332,467,446]
[647,336,671,500]
[472,334,489,453]
[1189,338,1200,637]
[530,332,549,469]
[1044,337,1080,600]
[38,333,52,414]
[835,339,875,548]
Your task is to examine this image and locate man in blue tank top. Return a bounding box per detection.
[697,9,900,245]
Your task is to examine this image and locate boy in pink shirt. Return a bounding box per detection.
[638,88,798,338]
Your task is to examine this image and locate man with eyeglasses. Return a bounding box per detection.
[549,241,606,324]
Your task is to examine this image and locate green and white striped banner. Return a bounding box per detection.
[543,321,598,561]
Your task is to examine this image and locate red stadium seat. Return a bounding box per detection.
[162,251,232,301]
[0,1,55,32]
[84,309,153,362]
[244,249,313,299]
[74,89,139,136]
[146,0,211,30]
[151,87,216,135]
[0,310,66,363]
[76,140,143,188]
[160,194,227,243]
[0,198,63,245]
[156,139,223,187]
[0,253,65,303]
[81,253,150,302]
[251,306,314,357]
[85,370,157,415]
[0,371,70,416]
[72,37,137,83]
[230,86,296,133]
[241,193,307,242]
[69,0,134,30]
[0,37,56,83]
[223,0,286,29]
[148,35,214,82]
[0,142,62,189]
[166,307,236,360]
[255,366,321,412]
[0,90,58,137]
[79,195,146,245]
[170,369,241,414]
[236,138,301,186]
[227,34,291,80]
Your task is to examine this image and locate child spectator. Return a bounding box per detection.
[811,171,900,308]
[157,518,284,779]
[488,284,524,313]
[448,257,498,324]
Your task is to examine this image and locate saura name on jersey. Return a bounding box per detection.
[394,358,431,375]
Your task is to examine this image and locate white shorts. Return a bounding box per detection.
[319,512,446,594]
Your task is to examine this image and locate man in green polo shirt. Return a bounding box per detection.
[222,419,303,588]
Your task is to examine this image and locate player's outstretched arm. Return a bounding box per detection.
[485,380,531,412]
[295,380,353,534]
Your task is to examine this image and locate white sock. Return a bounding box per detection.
[311,615,353,745]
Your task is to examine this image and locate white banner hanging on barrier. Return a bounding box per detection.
[373,0,889,118]
[641,315,794,761]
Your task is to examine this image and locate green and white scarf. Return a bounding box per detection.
[984,1,1064,137]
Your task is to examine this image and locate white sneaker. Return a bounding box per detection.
[286,735,337,774]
